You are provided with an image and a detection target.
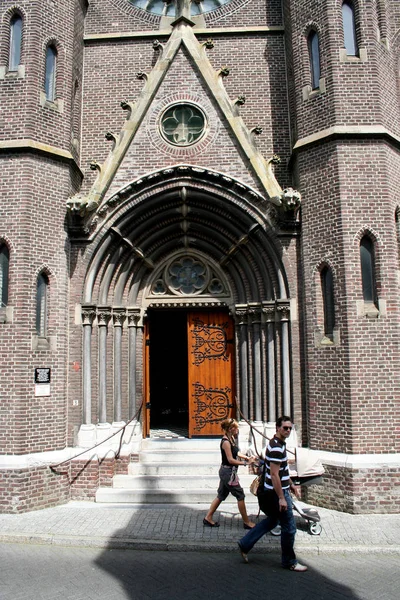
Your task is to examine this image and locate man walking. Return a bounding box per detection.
[237,416,308,572]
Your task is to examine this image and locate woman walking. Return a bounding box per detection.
[203,418,256,529]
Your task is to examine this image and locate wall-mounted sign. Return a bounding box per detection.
[34,368,51,384]
[34,368,51,396]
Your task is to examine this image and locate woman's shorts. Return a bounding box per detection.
[217,466,245,501]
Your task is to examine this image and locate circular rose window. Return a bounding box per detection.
[160,103,206,147]
[128,0,234,17]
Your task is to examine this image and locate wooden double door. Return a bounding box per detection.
[144,309,235,437]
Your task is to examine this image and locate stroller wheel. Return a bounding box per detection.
[308,522,322,536]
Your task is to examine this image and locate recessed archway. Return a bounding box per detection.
[78,169,293,441]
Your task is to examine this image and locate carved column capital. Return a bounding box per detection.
[276,303,290,321]
[97,306,112,327]
[127,308,141,327]
[234,304,249,325]
[81,305,96,326]
[113,308,126,327]
[262,302,276,322]
[247,303,262,324]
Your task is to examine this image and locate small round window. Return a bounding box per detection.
[160,104,206,147]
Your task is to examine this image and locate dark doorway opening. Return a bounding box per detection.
[148,309,188,432]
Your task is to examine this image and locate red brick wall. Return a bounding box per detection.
[1,0,399,513]
[305,466,400,514]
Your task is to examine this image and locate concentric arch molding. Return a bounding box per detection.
[96,165,266,218]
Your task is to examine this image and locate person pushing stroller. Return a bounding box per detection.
[237,415,308,572]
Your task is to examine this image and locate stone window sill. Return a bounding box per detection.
[0,306,13,323]
[39,91,64,113]
[32,334,57,351]
[314,328,340,347]
[356,299,386,318]
[302,78,326,101]
[339,48,367,63]
[0,64,25,80]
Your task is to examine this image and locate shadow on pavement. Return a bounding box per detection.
[93,493,363,600]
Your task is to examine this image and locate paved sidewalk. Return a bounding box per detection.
[0,500,399,554]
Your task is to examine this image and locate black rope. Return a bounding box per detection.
[49,400,143,474]
[234,396,295,457]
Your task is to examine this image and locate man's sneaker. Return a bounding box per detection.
[238,543,248,563]
[288,563,308,572]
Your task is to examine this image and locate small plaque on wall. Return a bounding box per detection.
[34,368,51,396]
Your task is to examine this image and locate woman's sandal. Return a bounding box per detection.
[203,518,220,528]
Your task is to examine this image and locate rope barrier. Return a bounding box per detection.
[234,396,295,458]
[49,400,143,474]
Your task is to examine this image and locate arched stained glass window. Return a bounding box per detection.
[9,14,22,71]
[308,30,321,90]
[342,1,359,56]
[360,236,377,305]
[45,45,57,102]
[321,266,335,338]
[0,245,9,308]
[36,273,49,336]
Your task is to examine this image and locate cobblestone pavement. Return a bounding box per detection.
[0,500,399,555]
[0,542,399,600]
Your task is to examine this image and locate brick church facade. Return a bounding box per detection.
[0,0,399,513]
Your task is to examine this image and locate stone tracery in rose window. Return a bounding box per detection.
[150,256,227,296]
[127,0,234,17]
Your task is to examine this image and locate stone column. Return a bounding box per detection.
[278,303,291,416]
[263,302,276,423]
[249,303,262,422]
[113,308,126,424]
[235,306,249,420]
[127,308,141,420]
[97,306,112,424]
[81,305,96,425]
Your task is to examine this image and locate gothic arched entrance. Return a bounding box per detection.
[75,167,296,445]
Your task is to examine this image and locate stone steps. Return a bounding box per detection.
[95,437,258,504]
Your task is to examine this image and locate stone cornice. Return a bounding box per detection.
[293,125,400,152]
[0,139,83,176]
[315,449,400,469]
[84,25,284,43]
